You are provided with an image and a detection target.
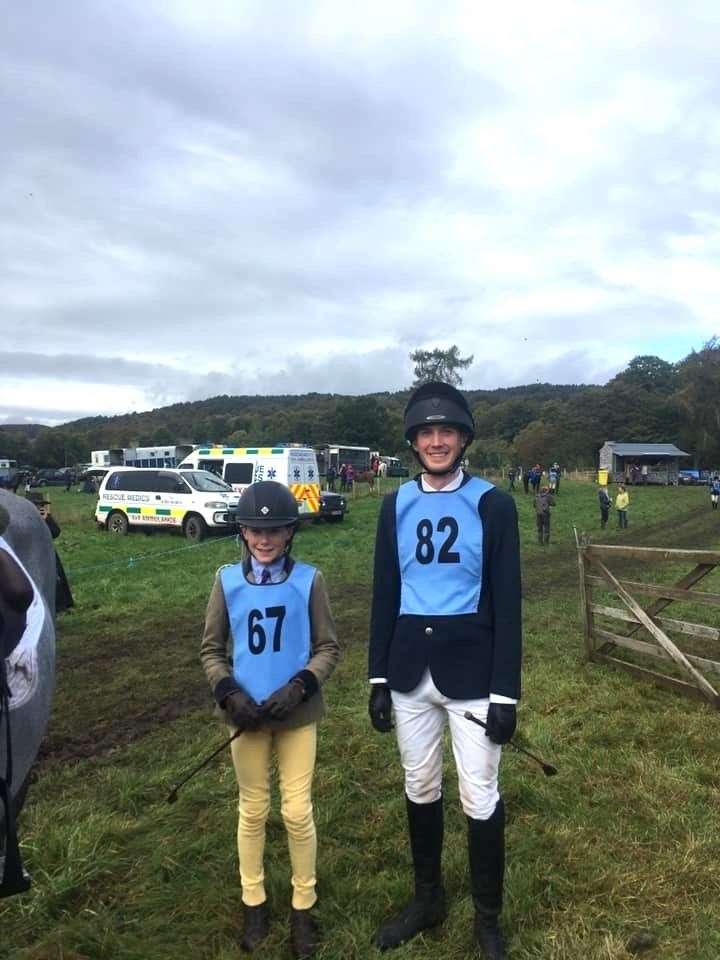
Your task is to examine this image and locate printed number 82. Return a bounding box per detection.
[416,517,460,564]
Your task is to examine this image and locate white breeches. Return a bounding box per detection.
[391,669,502,820]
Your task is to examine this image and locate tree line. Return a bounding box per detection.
[3,341,719,470]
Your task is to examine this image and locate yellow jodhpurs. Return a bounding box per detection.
[230,722,317,910]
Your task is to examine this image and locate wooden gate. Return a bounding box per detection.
[575,536,720,708]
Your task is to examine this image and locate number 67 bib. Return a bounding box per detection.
[221,561,315,704]
[395,476,494,616]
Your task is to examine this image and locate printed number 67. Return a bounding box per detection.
[247,605,286,654]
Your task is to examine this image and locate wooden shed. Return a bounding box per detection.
[598,442,690,485]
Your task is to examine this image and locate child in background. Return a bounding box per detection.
[615,484,630,528]
[200,481,342,959]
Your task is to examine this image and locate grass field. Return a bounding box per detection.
[3,479,720,959]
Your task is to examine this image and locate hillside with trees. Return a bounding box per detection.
[3,341,719,470]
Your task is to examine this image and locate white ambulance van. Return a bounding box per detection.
[95,467,239,542]
[177,446,321,518]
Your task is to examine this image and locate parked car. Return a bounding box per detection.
[95,467,240,541]
[29,469,74,487]
[678,470,707,485]
[318,490,347,522]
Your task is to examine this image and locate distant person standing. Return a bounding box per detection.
[345,463,354,492]
[598,485,611,529]
[615,484,629,529]
[710,476,720,510]
[530,464,542,495]
[326,465,336,493]
[534,485,554,546]
[548,466,558,494]
[551,461,561,495]
[26,491,74,612]
[522,466,530,495]
[507,467,516,491]
[339,463,348,492]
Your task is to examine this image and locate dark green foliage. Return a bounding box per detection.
[3,345,718,470]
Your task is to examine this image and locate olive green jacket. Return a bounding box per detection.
[200,557,342,731]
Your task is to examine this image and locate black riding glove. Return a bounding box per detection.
[484,703,517,745]
[263,678,305,721]
[368,683,393,732]
[224,689,263,731]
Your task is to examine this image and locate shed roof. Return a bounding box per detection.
[604,442,690,458]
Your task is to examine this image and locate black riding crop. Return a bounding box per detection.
[166,729,243,804]
[464,711,558,777]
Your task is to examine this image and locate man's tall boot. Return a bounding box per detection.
[373,795,446,951]
[467,799,506,960]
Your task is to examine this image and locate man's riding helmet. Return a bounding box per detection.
[403,381,475,474]
[232,481,299,529]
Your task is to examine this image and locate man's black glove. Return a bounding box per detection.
[262,678,305,721]
[224,689,263,731]
[484,703,516,745]
[368,683,393,733]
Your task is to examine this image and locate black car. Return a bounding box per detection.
[319,490,347,522]
[29,469,75,487]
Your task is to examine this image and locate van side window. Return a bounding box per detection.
[224,462,254,484]
[199,459,224,477]
[157,473,190,494]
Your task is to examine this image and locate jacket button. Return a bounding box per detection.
[425,626,433,636]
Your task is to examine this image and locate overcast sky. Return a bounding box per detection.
[2,1,719,426]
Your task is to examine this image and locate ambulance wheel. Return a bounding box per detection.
[184,514,207,543]
[107,511,129,535]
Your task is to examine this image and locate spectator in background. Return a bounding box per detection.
[598,485,611,529]
[507,467,516,491]
[339,463,348,492]
[345,463,354,492]
[26,491,74,612]
[534,485,554,546]
[710,475,720,510]
[615,484,629,529]
[530,464,542,495]
[551,461,561,495]
[548,465,558,494]
[326,465,337,493]
[522,466,530,495]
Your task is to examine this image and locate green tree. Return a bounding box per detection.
[610,355,679,395]
[674,338,720,467]
[410,345,474,387]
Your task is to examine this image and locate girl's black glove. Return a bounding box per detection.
[263,678,305,721]
[224,689,263,731]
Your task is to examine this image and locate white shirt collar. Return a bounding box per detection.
[420,468,464,492]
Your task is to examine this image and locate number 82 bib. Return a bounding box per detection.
[395,476,494,616]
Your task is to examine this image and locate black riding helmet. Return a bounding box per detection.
[404,381,475,474]
[232,481,300,528]
[404,381,475,442]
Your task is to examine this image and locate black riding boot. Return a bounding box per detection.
[373,796,446,951]
[467,799,506,960]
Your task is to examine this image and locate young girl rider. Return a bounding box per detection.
[200,481,342,958]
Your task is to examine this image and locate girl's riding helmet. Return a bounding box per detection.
[232,481,299,528]
[403,381,475,443]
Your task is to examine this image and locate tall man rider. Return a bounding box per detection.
[368,381,522,960]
